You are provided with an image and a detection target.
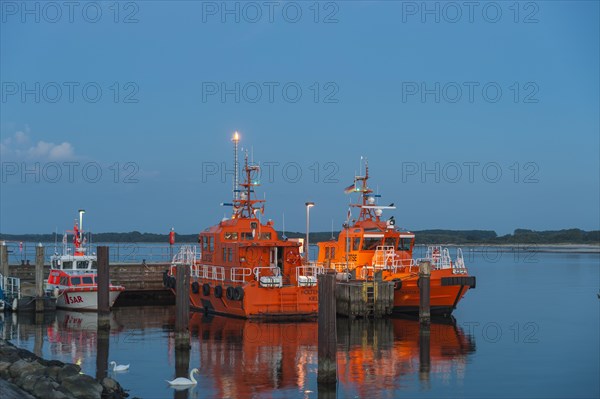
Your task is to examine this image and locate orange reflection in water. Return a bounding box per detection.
[188,314,475,397]
[337,317,476,395]
[189,313,317,398]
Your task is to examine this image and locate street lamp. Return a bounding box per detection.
[305,202,315,263]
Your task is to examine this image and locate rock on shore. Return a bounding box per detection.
[0,339,128,399]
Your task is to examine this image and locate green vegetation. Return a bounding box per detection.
[1,228,598,245]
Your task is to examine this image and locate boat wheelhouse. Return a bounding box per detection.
[167,135,321,320]
[46,210,124,311]
[317,162,475,315]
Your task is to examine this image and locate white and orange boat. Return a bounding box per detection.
[166,134,320,320]
[46,210,124,311]
[317,162,475,316]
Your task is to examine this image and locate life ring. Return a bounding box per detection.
[226,286,235,300]
[191,282,200,294]
[202,283,210,296]
[234,286,244,301]
[214,285,223,298]
[286,250,298,264]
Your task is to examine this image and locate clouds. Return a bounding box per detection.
[1,129,76,161]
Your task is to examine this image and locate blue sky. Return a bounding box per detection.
[1,1,598,235]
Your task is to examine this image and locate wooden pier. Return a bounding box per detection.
[9,262,395,317]
[335,278,394,319]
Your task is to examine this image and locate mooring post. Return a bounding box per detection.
[35,244,45,312]
[96,326,109,381]
[419,323,431,383]
[175,263,190,350]
[97,246,110,330]
[0,241,8,278]
[419,260,431,325]
[317,269,337,386]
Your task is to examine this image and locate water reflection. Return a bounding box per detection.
[0,308,476,398]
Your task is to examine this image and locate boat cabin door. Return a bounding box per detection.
[270,247,284,274]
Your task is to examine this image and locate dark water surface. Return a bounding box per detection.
[1,251,598,398]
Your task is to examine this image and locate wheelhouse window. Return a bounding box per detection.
[63,261,73,269]
[224,232,238,240]
[92,261,98,269]
[209,237,214,252]
[227,248,233,262]
[384,237,396,248]
[324,247,336,259]
[222,248,227,262]
[362,237,382,250]
[52,260,58,268]
[259,232,271,240]
[82,276,93,284]
[71,277,81,285]
[60,277,68,285]
[242,232,254,240]
[398,238,413,251]
[76,261,88,269]
[352,238,361,251]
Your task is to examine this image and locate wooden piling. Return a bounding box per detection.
[35,244,45,312]
[419,323,431,382]
[419,261,431,325]
[97,246,110,330]
[174,264,190,350]
[317,270,337,385]
[0,242,8,277]
[96,328,109,381]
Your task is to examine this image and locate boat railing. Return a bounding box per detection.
[295,265,323,287]
[253,266,280,279]
[1,273,21,301]
[453,248,468,274]
[373,246,398,268]
[331,262,356,273]
[231,267,253,282]
[200,265,225,281]
[393,258,417,273]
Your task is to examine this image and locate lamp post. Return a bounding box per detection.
[305,202,315,263]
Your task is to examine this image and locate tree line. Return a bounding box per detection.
[1,228,598,244]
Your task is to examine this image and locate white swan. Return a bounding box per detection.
[166,368,199,386]
[109,361,130,372]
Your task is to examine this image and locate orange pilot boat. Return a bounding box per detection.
[317,162,475,316]
[166,135,321,320]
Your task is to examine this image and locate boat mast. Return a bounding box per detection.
[232,131,240,203]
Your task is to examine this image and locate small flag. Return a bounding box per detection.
[346,207,352,222]
[344,183,356,194]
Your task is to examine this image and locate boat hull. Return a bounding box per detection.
[56,288,122,311]
[386,269,475,316]
[183,279,318,320]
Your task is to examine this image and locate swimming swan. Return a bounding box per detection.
[166,368,199,386]
[109,361,130,372]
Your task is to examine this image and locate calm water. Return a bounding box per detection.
[1,250,598,399]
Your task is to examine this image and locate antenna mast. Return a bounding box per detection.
[232,131,240,201]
